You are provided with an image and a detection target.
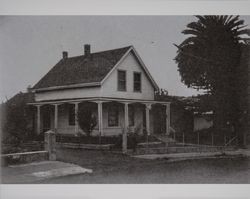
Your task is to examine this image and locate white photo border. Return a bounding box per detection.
[0,0,250,199]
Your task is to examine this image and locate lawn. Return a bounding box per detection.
[40,147,250,184]
[55,147,151,173]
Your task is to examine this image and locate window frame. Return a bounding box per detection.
[133,71,142,92]
[117,70,127,92]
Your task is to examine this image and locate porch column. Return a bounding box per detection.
[36,105,41,135]
[74,102,79,133]
[123,102,129,153]
[97,101,103,136]
[54,104,59,133]
[145,104,152,135]
[166,103,171,135]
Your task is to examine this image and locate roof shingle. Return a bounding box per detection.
[33,46,131,89]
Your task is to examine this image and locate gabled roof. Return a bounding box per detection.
[33,45,159,91]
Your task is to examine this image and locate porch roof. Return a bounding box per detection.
[27,97,170,106]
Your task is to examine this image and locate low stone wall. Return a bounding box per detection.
[1,151,48,166]
[2,141,44,154]
[1,131,56,166]
[57,142,115,150]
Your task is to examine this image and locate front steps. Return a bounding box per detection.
[153,134,176,145]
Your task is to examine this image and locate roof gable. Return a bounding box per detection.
[101,46,159,90]
[33,45,159,91]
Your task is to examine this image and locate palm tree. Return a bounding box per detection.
[175,15,249,144]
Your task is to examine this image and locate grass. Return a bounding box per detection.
[52,147,250,184]
[56,147,150,173]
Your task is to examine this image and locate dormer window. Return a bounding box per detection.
[117,70,126,91]
[134,72,141,92]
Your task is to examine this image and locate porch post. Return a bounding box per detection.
[74,102,79,134]
[123,102,129,153]
[145,104,152,135]
[54,104,59,133]
[166,103,170,135]
[36,105,41,135]
[97,101,103,136]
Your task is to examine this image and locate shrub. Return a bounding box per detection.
[1,93,34,145]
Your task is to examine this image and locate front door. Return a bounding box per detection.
[43,106,51,132]
[153,105,166,134]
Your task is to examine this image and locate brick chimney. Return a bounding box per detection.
[84,44,91,57]
[62,51,68,59]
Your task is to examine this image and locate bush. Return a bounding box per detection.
[1,94,34,145]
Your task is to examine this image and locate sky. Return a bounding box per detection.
[0,15,250,102]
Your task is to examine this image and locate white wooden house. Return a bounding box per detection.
[29,45,171,141]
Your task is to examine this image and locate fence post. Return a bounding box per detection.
[146,131,149,153]
[211,132,214,146]
[197,131,200,145]
[182,132,185,146]
[122,128,127,154]
[236,136,239,146]
[45,130,56,161]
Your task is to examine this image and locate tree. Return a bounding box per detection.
[175,16,249,142]
[77,102,97,137]
[1,92,34,145]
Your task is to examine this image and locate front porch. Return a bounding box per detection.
[28,97,170,153]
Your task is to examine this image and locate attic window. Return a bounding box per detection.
[117,70,126,91]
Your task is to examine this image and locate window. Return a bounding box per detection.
[68,104,75,126]
[117,70,126,91]
[108,105,119,127]
[129,106,135,126]
[134,72,141,92]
